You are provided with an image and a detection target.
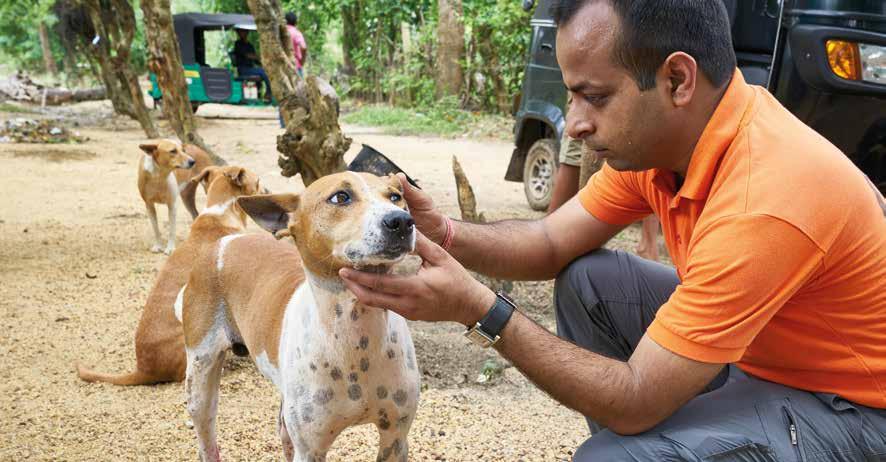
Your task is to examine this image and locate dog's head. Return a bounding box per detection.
[139,139,195,170]
[238,172,415,277]
[185,165,264,209]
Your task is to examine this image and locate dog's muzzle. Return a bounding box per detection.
[380,210,414,256]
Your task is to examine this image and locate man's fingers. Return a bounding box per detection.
[414,232,447,265]
[341,278,404,310]
[397,173,432,210]
[339,268,413,294]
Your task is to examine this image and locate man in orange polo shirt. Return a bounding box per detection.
[338,0,886,459]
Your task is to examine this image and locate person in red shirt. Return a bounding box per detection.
[285,12,307,77]
[339,0,886,460]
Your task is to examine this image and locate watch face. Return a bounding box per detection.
[464,324,497,348]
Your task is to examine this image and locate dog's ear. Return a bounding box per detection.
[139,141,160,157]
[190,166,218,187]
[237,194,300,234]
[226,167,246,187]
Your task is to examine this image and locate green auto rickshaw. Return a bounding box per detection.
[148,13,276,112]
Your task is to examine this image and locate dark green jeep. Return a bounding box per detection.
[507,0,886,210]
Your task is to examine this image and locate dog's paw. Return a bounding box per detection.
[150,244,164,253]
[163,244,175,256]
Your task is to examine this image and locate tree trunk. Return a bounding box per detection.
[38,23,58,75]
[247,0,350,186]
[82,0,159,138]
[140,0,223,164]
[436,0,464,98]
[340,2,360,76]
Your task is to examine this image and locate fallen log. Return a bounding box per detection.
[0,71,106,106]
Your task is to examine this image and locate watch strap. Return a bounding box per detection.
[477,292,516,338]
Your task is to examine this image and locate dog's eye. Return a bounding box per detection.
[389,193,402,202]
[328,191,351,205]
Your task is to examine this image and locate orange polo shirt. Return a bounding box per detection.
[579,70,886,408]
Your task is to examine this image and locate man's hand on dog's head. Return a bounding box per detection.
[396,173,450,247]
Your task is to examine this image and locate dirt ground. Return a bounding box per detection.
[0,100,656,461]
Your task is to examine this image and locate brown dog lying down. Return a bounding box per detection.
[77,166,264,385]
[137,140,213,255]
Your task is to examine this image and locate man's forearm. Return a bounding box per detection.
[492,310,644,433]
[448,219,561,280]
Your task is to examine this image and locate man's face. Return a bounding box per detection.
[237,29,248,41]
[556,1,673,172]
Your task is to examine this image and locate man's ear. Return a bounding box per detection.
[663,52,698,107]
[226,167,246,187]
[237,194,300,234]
[139,141,160,157]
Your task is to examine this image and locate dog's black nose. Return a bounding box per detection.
[186,158,196,168]
[382,211,414,237]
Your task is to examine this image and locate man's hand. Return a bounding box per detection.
[339,232,495,326]
[396,173,449,246]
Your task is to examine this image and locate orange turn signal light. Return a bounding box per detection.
[826,39,862,81]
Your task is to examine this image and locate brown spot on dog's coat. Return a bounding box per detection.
[360,357,370,372]
[314,388,334,405]
[377,386,388,399]
[386,348,395,359]
[349,372,358,383]
[330,367,342,381]
[359,335,369,350]
[348,384,362,400]
[350,309,359,321]
[392,389,407,407]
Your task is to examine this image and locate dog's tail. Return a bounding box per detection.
[75,363,161,386]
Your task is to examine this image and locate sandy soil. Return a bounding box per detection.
[0,101,656,461]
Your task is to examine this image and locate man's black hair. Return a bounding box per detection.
[551,0,736,90]
[285,12,297,26]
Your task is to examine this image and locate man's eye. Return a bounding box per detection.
[390,193,402,202]
[584,94,608,106]
[328,191,351,205]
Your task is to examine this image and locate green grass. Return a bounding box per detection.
[0,102,34,113]
[341,103,512,139]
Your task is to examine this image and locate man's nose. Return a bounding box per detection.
[566,107,596,140]
[382,211,415,238]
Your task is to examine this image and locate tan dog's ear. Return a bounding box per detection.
[237,193,300,234]
[139,141,160,157]
[226,167,246,187]
[180,166,218,219]
[191,166,218,187]
[387,173,403,192]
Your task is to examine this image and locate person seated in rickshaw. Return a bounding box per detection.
[232,28,272,102]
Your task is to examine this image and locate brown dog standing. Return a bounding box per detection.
[77,166,264,385]
[137,139,213,255]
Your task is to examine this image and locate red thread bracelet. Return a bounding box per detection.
[441,216,455,251]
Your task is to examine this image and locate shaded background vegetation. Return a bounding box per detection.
[0,0,533,115]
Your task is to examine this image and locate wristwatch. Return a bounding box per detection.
[464,292,517,348]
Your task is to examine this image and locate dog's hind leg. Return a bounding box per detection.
[145,202,164,253]
[185,331,228,462]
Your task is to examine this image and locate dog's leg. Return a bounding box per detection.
[165,199,177,255]
[375,406,413,462]
[145,202,164,253]
[281,397,340,462]
[279,402,294,462]
[185,343,227,462]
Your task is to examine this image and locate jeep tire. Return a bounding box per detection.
[523,138,558,211]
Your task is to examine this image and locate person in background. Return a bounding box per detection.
[285,12,308,77]
[232,28,272,102]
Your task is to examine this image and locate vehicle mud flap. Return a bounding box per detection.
[505,147,526,182]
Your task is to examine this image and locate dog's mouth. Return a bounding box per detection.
[343,242,412,267]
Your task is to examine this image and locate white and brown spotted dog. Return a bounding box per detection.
[77,166,264,385]
[178,172,419,462]
[138,139,213,254]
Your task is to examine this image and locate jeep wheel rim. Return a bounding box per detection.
[529,156,553,199]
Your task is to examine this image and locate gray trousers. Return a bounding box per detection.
[555,249,886,461]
